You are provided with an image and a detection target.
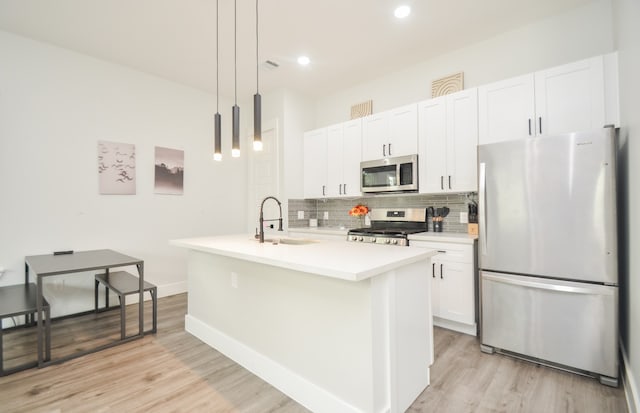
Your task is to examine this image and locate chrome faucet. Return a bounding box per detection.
[258,196,283,243]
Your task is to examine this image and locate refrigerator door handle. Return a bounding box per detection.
[483,272,612,295]
[479,162,487,256]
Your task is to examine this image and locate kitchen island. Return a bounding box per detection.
[170,235,436,413]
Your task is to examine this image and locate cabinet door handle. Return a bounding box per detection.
[339,184,342,195]
[528,118,532,136]
[538,117,542,135]
[388,143,392,156]
[448,175,452,189]
[322,185,325,196]
[383,144,386,157]
[343,183,347,195]
[440,263,444,279]
[440,176,444,190]
[432,263,436,278]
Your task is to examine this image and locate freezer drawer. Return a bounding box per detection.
[481,271,618,379]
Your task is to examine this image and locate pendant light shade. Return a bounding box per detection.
[253,93,262,151]
[213,0,222,161]
[232,104,240,157]
[231,0,240,158]
[214,113,222,161]
[253,0,262,151]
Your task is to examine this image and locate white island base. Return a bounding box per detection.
[173,236,435,413]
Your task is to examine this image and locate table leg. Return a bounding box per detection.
[105,268,110,308]
[137,262,144,336]
[36,275,43,367]
[24,263,32,325]
[0,318,4,373]
[45,304,51,361]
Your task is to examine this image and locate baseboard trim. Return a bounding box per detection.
[622,343,639,413]
[185,314,362,413]
[157,281,187,298]
[433,317,477,337]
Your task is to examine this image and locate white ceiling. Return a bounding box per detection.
[0,0,595,101]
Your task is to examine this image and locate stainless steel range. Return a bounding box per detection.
[347,208,428,246]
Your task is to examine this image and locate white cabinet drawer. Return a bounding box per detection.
[411,241,473,264]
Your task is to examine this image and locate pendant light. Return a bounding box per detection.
[231,0,241,158]
[253,0,262,151]
[213,0,222,161]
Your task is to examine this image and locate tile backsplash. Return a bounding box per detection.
[288,193,477,233]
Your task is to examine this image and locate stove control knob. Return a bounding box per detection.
[358,236,364,242]
[371,238,377,243]
[392,239,398,244]
[385,239,391,244]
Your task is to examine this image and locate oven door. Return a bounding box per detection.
[361,154,418,193]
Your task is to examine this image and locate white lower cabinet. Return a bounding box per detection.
[412,240,477,336]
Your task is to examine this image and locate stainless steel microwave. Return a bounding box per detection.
[360,154,419,193]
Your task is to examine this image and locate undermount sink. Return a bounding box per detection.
[257,237,318,245]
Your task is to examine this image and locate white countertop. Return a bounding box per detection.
[287,227,348,236]
[409,232,478,244]
[170,234,436,282]
[288,226,477,245]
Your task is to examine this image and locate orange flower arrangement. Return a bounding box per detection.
[349,204,369,217]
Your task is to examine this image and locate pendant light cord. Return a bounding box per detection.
[234,0,237,105]
[256,0,260,94]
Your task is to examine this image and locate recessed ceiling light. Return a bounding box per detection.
[297,56,311,66]
[394,5,411,19]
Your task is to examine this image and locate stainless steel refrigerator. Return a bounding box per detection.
[478,127,619,386]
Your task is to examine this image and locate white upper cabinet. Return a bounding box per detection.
[326,119,362,197]
[301,53,619,199]
[478,74,535,144]
[419,88,478,194]
[418,98,447,193]
[362,103,418,161]
[303,128,328,198]
[479,55,616,145]
[534,55,605,136]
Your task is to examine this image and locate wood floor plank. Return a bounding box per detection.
[0,294,628,413]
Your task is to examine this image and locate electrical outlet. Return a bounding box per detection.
[460,212,469,224]
[323,211,329,220]
[297,210,305,219]
[231,272,238,288]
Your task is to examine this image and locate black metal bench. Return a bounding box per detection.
[0,283,50,376]
[94,271,157,339]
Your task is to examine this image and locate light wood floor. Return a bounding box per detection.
[0,293,627,413]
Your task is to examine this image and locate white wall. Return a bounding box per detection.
[0,30,247,315]
[281,90,315,201]
[245,88,314,232]
[612,0,640,409]
[315,0,615,126]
